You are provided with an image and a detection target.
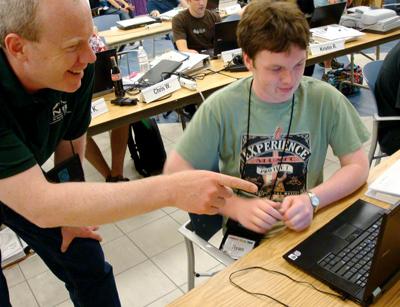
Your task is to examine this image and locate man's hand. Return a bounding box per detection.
[234,197,283,234]
[279,194,314,232]
[151,10,160,17]
[170,171,257,215]
[60,226,102,253]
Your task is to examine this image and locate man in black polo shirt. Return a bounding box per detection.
[0,0,256,306]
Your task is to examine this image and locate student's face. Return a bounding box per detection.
[189,0,207,17]
[21,0,96,94]
[243,45,306,103]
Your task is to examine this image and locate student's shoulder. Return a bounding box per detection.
[205,9,221,21]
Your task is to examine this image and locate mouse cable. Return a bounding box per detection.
[229,266,345,307]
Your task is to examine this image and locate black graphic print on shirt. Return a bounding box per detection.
[239,127,311,199]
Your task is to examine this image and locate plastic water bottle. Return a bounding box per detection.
[138,46,150,74]
[110,56,125,98]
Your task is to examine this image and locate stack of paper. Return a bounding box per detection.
[0,227,30,268]
[311,25,365,42]
[365,158,400,204]
[175,52,211,75]
[159,8,186,20]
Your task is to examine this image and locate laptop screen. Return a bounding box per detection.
[93,49,117,98]
[309,2,347,28]
[207,0,219,10]
[214,19,240,56]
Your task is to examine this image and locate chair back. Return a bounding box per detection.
[93,14,120,32]
[363,60,383,94]
[223,14,240,22]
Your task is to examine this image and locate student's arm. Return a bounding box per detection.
[279,146,369,231]
[175,39,198,53]
[178,0,189,8]
[164,150,283,234]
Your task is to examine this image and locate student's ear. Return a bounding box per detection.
[4,34,29,62]
[243,52,253,72]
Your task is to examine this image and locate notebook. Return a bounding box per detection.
[283,199,400,307]
[116,16,159,30]
[93,49,117,98]
[138,59,182,86]
[200,19,240,58]
[309,1,347,29]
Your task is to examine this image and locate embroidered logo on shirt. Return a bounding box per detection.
[240,127,311,198]
[51,101,68,124]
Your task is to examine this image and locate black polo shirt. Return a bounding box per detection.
[0,49,94,179]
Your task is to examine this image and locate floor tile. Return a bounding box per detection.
[115,209,167,234]
[3,264,25,288]
[98,223,124,245]
[126,216,183,258]
[115,260,177,307]
[18,254,49,280]
[102,235,147,275]
[9,281,39,307]
[27,271,69,307]
[145,289,184,307]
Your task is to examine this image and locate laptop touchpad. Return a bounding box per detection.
[333,223,357,240]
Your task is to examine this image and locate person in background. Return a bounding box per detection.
[147,0,189,17]
[87,33,130,182]
[100,0,135,20]
[172,0,221,53]
[0,0,257,306]
[164,1,369,254]
[374,40,400,156]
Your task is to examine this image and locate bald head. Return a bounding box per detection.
[0,0,92,49]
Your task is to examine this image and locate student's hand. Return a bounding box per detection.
[170,171,257,215]
[60,226,102,253]
[328,0,338,4]
[279,194,314,232]
[233,197,283,234]
[151,10,161,17]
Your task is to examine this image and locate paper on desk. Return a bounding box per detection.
[311,25,365,41]
[175,52,210,75]
[365,158,400,204]
[159,8,186,20]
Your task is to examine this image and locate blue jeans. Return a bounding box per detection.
[0,203,121,307]
[104,6,134,20]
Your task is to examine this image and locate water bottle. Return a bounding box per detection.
[110,56,125,98]
[138,46,150,74]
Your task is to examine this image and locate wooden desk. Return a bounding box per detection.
[89,29,400,137]
[167,151,400,307]
[99,21,173,57]
[88,69,236,137]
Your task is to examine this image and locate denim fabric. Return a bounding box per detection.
[0,203,121,307]
[104,7,134,20]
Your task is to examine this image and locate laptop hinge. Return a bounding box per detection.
[371,268,400,304]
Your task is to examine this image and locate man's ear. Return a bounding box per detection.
[4,34,29,62]
[243,52,253,72]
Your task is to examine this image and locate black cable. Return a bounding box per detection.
[229,266,344,306]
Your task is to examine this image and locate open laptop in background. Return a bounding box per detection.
[283,199,400,307]
[200,19,240,58]
[93,49,117,98]
[309,1,347,28]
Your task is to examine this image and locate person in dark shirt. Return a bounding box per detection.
[374,41,400,156]
[0,0,257,306]
[147,0,188,17]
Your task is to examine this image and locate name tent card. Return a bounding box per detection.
[139,75,181,103]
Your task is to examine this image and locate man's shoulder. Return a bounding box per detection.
[204,9,221,21]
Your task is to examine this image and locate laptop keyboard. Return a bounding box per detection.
[318,217,382,288]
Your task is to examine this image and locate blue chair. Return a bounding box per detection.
[223,14,240,22]
[178,158,235,291]
[93,14,120,31]
[363,60,400,167]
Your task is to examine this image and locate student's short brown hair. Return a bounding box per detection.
[237,0,310,61]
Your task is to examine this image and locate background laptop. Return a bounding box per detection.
[138,59,182,86]
[283,199,400,306]
[201,19,240,58]
[309,1,347,28]
[93,49,117,98]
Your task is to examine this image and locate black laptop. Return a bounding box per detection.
[138,59,182,86]
[201,19,240,58]
[308,1,347,28]
[93,49,117,98]
[283,199,400,307]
